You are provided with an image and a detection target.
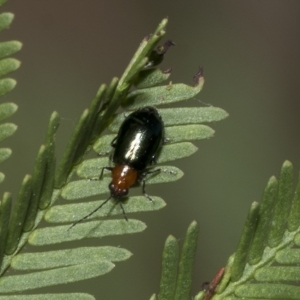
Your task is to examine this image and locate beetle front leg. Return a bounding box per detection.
[89,166,113,181]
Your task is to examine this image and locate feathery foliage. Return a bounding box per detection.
[0,2,21,184]
[1,3,299,300]
[153,161,300,300]
[0,7,228,298]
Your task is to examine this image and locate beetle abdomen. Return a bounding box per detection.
[113,106,164,170]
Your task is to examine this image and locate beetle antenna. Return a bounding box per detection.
[119,202,128,221]
[68,196,112,231]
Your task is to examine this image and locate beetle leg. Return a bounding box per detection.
[140,168,161,202]
[90,166,113,181]
[100,166,113,180]
[119,202,128,221]
[141,178,154,202]
[144,168,161,176]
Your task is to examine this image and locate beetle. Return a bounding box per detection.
[70,106,164,228]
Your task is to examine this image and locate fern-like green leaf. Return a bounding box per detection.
[0,4,21,183]
[0,15,227,299]
[196,160,300,300]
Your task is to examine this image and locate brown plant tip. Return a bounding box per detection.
[201,267,225,300]
[157,40,176,55]
[193,66,204,85]
[145,40,175,68]
[163,67,172,74]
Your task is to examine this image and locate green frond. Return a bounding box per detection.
[197,161,300,300]
[0,4,21,183]
[0,15,227,298]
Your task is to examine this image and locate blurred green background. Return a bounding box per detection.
[1,1,300,299]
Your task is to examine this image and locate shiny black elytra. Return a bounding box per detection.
[70,106,164,229]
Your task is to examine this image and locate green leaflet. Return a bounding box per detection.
[255,266,300,281]
[0,41,22,59]
[0,261,114,293]
[0,78,16,96]
[0,103,17,122]
[235,284,300,299]
[0,13,13,32]
[174,221,199,300]
[0,123,17,142]
[0,295,95,300]
[29,219,147,246]
[134,68,171,88]
[276,248,300,264]
[268,161,294,248]
[230,202,260,282]
[5,175,32,255]
[11,246,131,270]
[0,58,20,78]
[0,148,11,163]
[157,235,179,300]
[123,77,204,109]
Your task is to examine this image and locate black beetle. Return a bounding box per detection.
[70,106,164,228]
